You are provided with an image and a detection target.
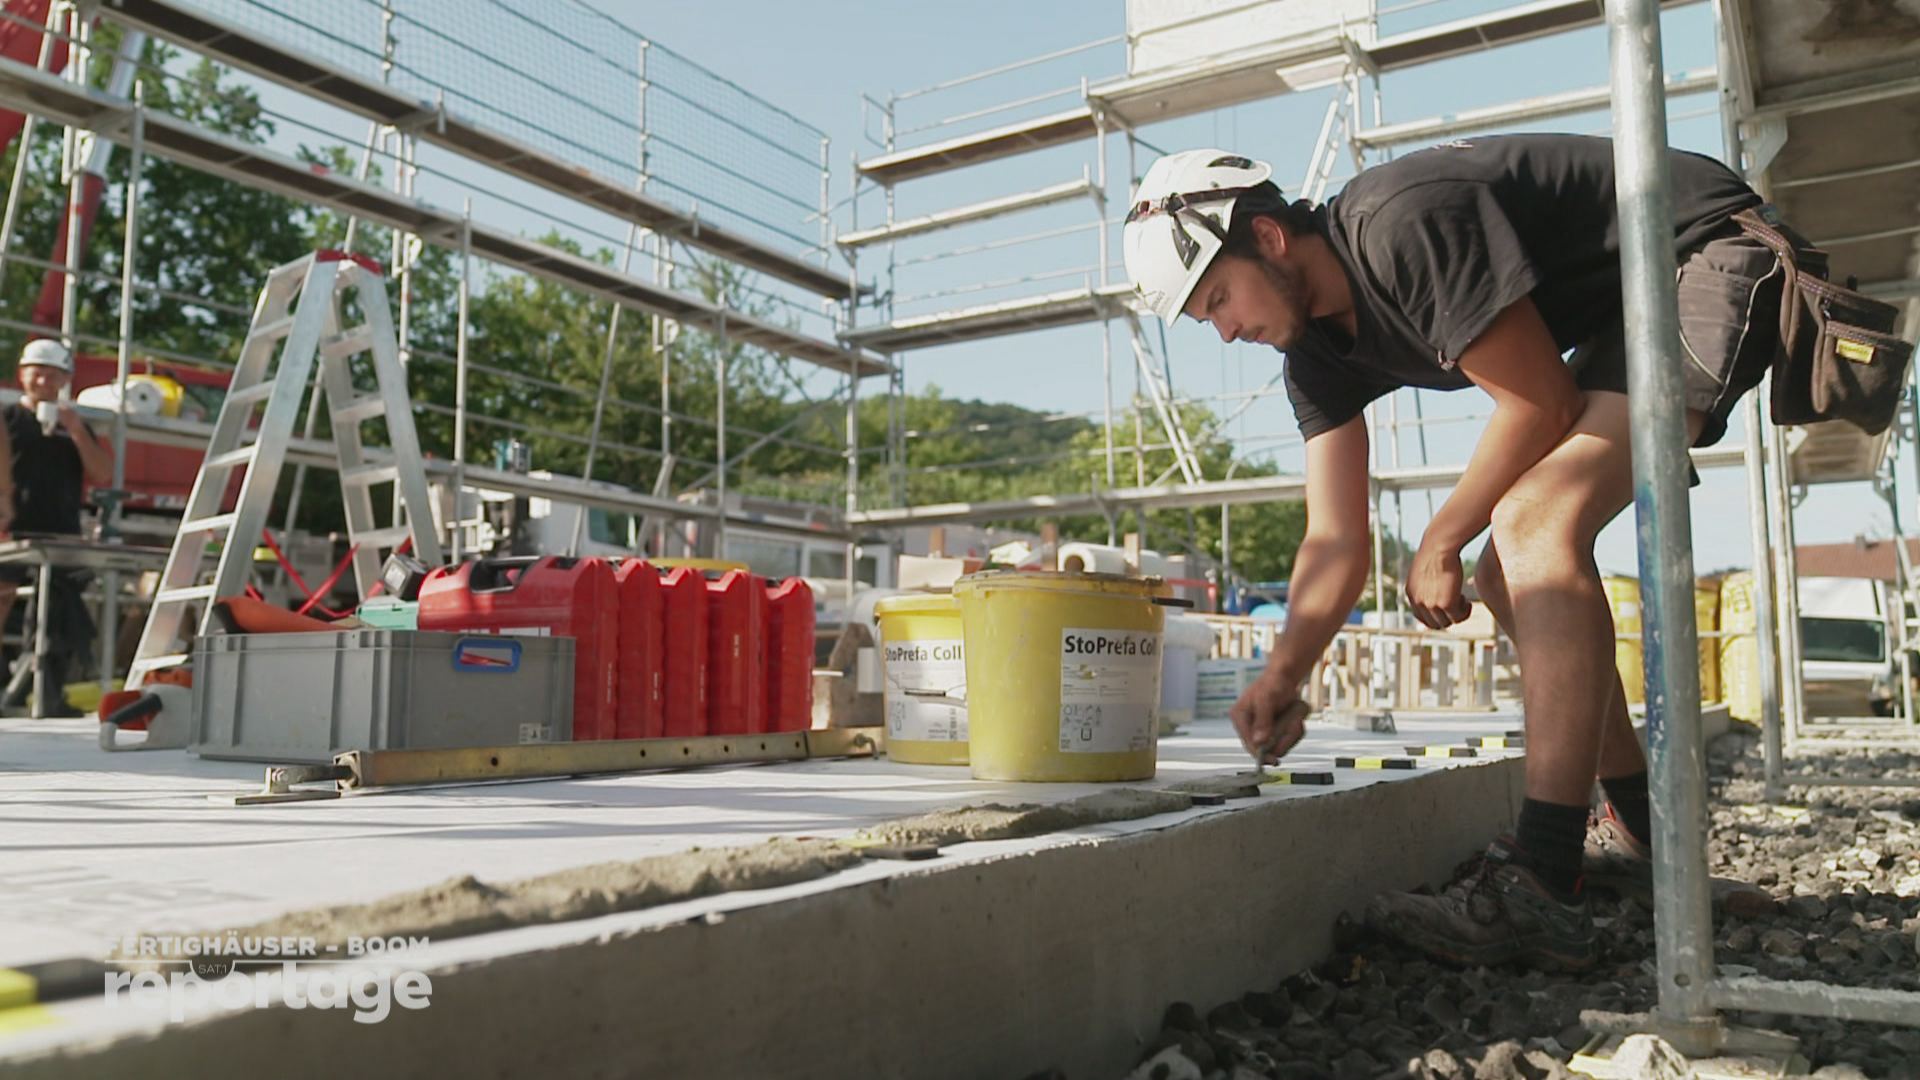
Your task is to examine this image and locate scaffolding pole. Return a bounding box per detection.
[1105,108,1121,488]
[572,32,652,559]
[451,200,472,563]
[1746,389,1786,800]
[658,244,677,555]
[42,4,87,718]
[111,89,145,495]
[1716,20,1788,801]
[100,86,144,699]
[569,218,644,556]
[1764,415,1806,752]
[57,5,86,356]
[715,302,728,559]
[1607,0,1716,1039]
[286,9,396,539]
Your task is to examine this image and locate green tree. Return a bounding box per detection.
[0,35,321,370]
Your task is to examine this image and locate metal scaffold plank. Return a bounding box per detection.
[1353,67,1720,151]
[840,283,1135,353]
[847,474,1309,526]
[0,56,888,378]
[856,107,1098,186]
[845,445,1748,526]
[104,408,853,542]
[854,0,1705,185]
[1364,0,1699,71]
[1089,28,1355,127]
[104,0,858,301]
[837,178,1097,248]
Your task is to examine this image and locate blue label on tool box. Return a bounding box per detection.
[453,637,522,673]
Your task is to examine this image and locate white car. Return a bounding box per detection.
[1797,576,1896,717]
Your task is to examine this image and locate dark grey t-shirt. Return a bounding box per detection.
[1283,134,1762,439]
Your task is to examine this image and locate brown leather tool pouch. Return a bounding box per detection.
[1734,207,1912,436]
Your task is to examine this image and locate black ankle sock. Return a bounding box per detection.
[1513,798,1590,896]
[1600,771,1653,847]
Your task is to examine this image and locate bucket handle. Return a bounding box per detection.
[466,555,543,593]
[902,683,967,705]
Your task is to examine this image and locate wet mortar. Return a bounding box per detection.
[139,790,1198,966]
[1025,728,1920,1080]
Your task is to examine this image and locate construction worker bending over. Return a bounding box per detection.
[1123,135,1795,971]
[0,339,113,715]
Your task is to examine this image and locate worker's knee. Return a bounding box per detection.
[1488,495,1594,583]
[1472,550,1512,624]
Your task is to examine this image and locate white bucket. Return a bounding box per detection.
[1158,614,1215,729]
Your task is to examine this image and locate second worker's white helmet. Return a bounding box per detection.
[19,338,72,373]
[1122,149,1274,322]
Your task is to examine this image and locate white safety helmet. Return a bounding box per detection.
[19,338,72,373]
[1122,149,1275,322]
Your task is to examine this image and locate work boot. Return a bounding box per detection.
[1365,837,1598,972]
[1583,803,1655,906]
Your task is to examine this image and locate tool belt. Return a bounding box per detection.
[1733,206,1914,436]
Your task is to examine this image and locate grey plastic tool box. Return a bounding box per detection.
[190,629,574,764]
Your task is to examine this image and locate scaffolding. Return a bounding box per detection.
[837,0,1743,541]
[0,0,893,593]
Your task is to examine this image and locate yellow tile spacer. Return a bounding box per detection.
[1260,771,1335,785]
[1335,756,1416,770]
[1407,746,1477,758]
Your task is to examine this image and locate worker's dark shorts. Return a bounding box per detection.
[1567,216,1796,449]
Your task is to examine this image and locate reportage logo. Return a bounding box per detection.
[102,934,434,1024]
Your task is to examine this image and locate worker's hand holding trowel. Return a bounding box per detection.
[1230,672,1311,766]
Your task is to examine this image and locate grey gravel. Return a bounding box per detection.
[1073,729,1920,1080]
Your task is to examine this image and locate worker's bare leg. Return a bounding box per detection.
[1483,390,1706,807]
[1367,392,1708,968]
[1472,545,1647,785]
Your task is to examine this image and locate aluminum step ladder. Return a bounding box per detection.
[127,251,443,689]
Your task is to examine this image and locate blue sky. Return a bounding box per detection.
[588,0,1902,577]
[213,0,1905,577]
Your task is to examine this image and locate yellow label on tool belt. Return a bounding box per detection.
[1836,338,1875,364]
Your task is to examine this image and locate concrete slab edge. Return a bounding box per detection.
[7,758,1525,1080]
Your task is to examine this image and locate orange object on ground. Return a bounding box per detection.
[97,689,145,728]
[706,570,767,736]
[764,577,815,732]
[658,566,709,738]
[215,594,341,635]
[611,559,666,740]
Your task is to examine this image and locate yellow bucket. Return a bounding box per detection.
[1605,576,1644,706]
[1719,572,1760,721]
[62,679,124,714]
[952,570,1166,782]
[873,594,969,765]
[1696,579,1721,703]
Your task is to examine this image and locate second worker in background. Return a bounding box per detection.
[0,339,113,716]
